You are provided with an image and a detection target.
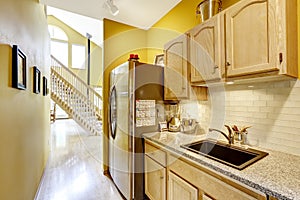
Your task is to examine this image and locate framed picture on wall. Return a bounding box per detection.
[12,45,27,90]
[33,66,41,94]
[154,54,164,66]
[42,76,48,96]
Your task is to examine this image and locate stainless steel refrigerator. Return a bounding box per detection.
[108,60,164,200]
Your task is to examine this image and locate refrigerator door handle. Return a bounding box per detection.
[109,86,117,140]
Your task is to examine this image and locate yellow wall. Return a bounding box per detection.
[0,0,50,199]
[48,15,103,86]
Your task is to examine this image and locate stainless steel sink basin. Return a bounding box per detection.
[181,139,268,170]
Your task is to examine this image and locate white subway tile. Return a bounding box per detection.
[253,112,268,119]
[182,79,300,155]
[290,80,300,87]
[268,113,300,122]
[266,100,285,107]
[253,101,267,107]
[273,119,300,129]
[259,107,274,113]
[267,87,291,95]
[252,88,267,96]
[288,94,300,101]
[248,107,260,112]
[272,80,291,88]
[229,100,253,107]
[227,90,253,97]
[273,94,290,101]
[290,88,300,95]
[273,107,300,115]
[227,106,248,112]
[258,94,274,101]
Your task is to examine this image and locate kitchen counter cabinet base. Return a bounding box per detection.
[145,141,167,200]
[145,156,166,200]
[168,154,266,200]
[168,171,198,200]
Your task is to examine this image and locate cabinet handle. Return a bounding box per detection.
[212,65,219,74]
[226,62,231,66]
[160,176,164,179]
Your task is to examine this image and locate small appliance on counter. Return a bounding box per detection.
[165,104,181,132]
[181,118,199,134]
[168,116,181,132]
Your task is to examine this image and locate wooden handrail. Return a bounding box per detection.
[51,55,102,101]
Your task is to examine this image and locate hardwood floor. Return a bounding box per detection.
[35,119,123,200]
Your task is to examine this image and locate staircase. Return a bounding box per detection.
[50,55,102,136]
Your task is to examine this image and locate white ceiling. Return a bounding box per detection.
[47,6,104,46]
[40,0,181,30]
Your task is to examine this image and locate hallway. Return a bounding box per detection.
[35,119,123,200]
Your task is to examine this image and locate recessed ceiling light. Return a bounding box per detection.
[226,81,234,85]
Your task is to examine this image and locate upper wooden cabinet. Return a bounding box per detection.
[189,14,224,83]
[183,0,298,85]
[225,0,276,77]
[164,34,189,100]
[225,0,298,79]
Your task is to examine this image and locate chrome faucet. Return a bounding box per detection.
[208,125,234,144]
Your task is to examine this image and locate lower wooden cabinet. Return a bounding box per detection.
[145,156,166,200]
[145,141,167,200]
[168,154,266,200]
[144,140,266,200]
[168,171,198,200]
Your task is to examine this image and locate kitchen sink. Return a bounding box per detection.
[181,139,268,170]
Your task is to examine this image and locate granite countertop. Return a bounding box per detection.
[143,131,300,200]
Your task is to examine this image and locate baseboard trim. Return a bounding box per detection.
[33,158,49,200]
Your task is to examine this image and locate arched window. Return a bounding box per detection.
[48,25,68,67]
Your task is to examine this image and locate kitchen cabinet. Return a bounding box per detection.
[189,14,224,84]
[144,139,268,200]
[145,142,166,200]
[225,0,298,80]
[168,154,266,200]
[169,0,298,86]
[164,34,189,100]
[168,171,198,200]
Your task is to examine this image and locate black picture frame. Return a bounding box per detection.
[42,76,48,96]
[12,45,27,90]
[33,66,41,94]
[154,54,164,66]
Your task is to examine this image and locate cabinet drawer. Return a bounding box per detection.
[169,154,265,200]
[145,142,166,167]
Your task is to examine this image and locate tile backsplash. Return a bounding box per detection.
[180,79,300,156]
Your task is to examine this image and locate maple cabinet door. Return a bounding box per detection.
[190,15,223,83]
[164,34,189,100]
[225,0,278,77]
